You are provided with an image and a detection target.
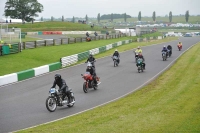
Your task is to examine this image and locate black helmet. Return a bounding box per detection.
[89,54,93,57]
[55,74,61,81]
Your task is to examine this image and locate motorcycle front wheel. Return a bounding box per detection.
[83,82,88,93]
[46,97,57,112]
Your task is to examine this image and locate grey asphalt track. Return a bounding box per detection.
[0,37,199,133]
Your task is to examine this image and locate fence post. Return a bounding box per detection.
[23,42,26,49]
[45,40,47,46]
[81,38,82,42]
[75,38,76,43]
[68,38,70,44]
[35,41,37,48]
[53,39,55,46]
[61,39,63,45]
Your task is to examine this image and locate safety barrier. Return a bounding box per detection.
[22,34,126,50]
[137,36,163,42]
[60,39,132,67]
[0,62,61,86]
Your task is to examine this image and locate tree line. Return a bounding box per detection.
[3,0,191,23]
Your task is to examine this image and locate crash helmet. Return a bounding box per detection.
[89,54,93,57]
[137,46,140,49]
[115,49,118,52]
[55,74,61,81]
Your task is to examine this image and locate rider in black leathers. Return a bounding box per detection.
[167,44,172,55]
[51,74,71,103]
[112,49,120,63]
[161,46,169,57]
[86,63,97,86]
[86,54,96,68]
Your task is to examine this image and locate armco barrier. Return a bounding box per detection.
[17,69,35,81]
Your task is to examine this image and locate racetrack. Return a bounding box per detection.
[0,37,199,133]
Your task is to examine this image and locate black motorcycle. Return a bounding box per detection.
[112,56,119,67]
[46,88,75,112]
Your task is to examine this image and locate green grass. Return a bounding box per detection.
[0,37,177,76]
[16,40,200,133]
[8,21,105,32]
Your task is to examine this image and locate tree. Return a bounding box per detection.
[51,16,53,21]
[185,10,189,22]
[124,13,127,22]
[62,16,64,22]
[85,15,88,23]
[169,11,172,22]
[152,11,156,22]
[111,13,113,22]
[4,0,43,23]
[138,11,141,21]
[97,13,100,23]
[41,17,43,21]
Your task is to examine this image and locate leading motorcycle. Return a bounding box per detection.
[81,72,101,93]
[178,45,182,51]
[46,88,75,112]
[112,56,119,67]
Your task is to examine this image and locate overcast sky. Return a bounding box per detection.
[0,0,199,19]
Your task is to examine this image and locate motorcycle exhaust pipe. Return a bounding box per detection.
[97,82,101,85]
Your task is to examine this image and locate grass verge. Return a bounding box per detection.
[16,40,200,133]
[0,37,177,76]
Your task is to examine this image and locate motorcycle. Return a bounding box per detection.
[168,49,172,57]
[112,56,119,67]
[81,72,101,93]
[46,87,75,112]
[137,58,144,73]
[162,51,167,61]
[135,52,139,62]
[178,45,182,51]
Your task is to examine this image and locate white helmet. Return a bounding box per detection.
[137,46,140,49]
[115,49,118,51]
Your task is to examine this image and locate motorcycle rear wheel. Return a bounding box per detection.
[83,82,88,93]
[67,96,75,107]
[46,97,57,112]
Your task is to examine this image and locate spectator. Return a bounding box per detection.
[86,32,90,37]
[10,19,11,23]
[94,31,98,36]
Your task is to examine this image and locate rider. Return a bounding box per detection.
[51,74,71,103]
[86,54,96,68]
[94,31,98,36]
[86,32,90,37]
[134,46,142,59]
[86,63,97,86]
[161,45,169,56]
[112,49,120,63]
[177,42,182,47]
[167,44,172,55]
[136,52,146,69]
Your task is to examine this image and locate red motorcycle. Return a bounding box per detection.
[177,45,182,51]
[81,72,100,93]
